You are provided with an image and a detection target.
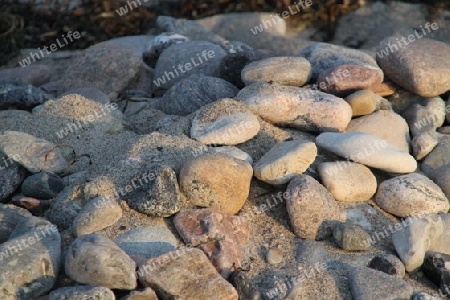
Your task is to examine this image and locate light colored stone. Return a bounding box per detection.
[266,249,283,265]
[428,164,450,201]
[237,82,352,132]
[318,162,376,202]
[253,140,317,185]
[241,56,311,86]
[403,97,446,137]
[121,288,158,300]
[49,286,115,300]
[375,173,449,218]
[180,154,253,214]
[210,146,253,164]
[345,90,377,116]
[345,110,410,152]
[316,132,417,173]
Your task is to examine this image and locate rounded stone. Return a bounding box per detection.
[266,249,283,265]
[21,172,65,200]
[333,222,371,251]
[344,89,377,116]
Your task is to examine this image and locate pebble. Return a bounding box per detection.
[0,64,51,86]
[179,154,253,214]
[60,42,142,101]
[345,109,410,152]
[174,208,252,277]
[421,135,450,175]
[72,196,122,236]
[266,248,283,265]
[315,132,417,173]
[124,165,181,217]
[49,286,115,300]
[143,32,189,68]
[429,164,450,200]
[253,140,317,185]
[368,254,406,278]
[333,222,371,251]
[138,247,238,299]
[349,267,413,300]
[59,87,110,104]
[229,271,261,300]
[241,56,311,86]
[344,89,377,116]
[0,151,26,203]
[0,217,61,299]
[318,162,377,202]
[286,175,342,239]
[376,37,450,97]
[190,98,260,145]
[375,173,449,218]
[237,82,352,132]
[403,96,446,137]
[161,74,238,116]
[0,131,72,174]
[0,78,52,109]
[153,41,227,90]
[210,146,253,164]
[422,251,450,296]
[411,131,439,160]
[0,204,31,243]
[121,288,159,300]
[21,172,65,200]
[11,194,51,214]
[411,292,443,300]
[65,234,137,290]
[106,35,156,56]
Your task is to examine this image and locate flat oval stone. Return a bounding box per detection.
[344,89,378,116]
[236,82,352,132]
[241,56,311,86]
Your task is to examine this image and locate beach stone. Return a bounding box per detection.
[411,292,443,300]
[21,172,65,200]
[72,196,122,236]
[59,87,110,104]
[190,98,260,146]
[229,271,261,300]
[298,42,381,81]
[412,131,439,160]
[107,35,156,56]
[253,140,317,185]
[143,32,189,68]
[241,56,310,86]
[421,135,450,175]
[65,234,137,290]
[368,254,406,278]
[153,41,227,90]
[60,42,141,101]
[376,37,450,97]
[11,194,51,214]
[375,173,449,218]
[344,89,377,116]
[318,162,376,202]
[345,110,410,152]
[138,247,238,299]
[0,131,72,174]
[0,78,52,110]
[266,248,283,265]
[392,214,444,272]
[316,64,383,96]
[0,204,31,243]
[0,64,51,86]
[174,208,252,277]
[315,132,417,173]
[0,217,61,300]
[349,267,413,300]
[124,165,181,217]
[121,288,158,300]
[179,154,252,214]
[429,164,450,201]
[237,82,352,132]
[333,222,371,251]
[422,251,450,295]
[403,97,446,137]
[0,151,27,203]
[114,226,178,264]
[210,146,253,164]
[286,175,342,240]
[48,286,115,300]
[161,74,238,116]
[372,81,397,97]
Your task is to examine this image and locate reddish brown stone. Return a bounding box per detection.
[11,194,51,214]
[371,81,397,97]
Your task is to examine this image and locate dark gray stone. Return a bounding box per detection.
[21,172,65,200]
[0,78,52,110]
[143,32,189,68]
[368,254,405,278]
[0,151,27,203]
[422,251,450,297]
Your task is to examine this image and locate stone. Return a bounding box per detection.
[209,146,253,164]
[106,35,156,56]
[72,196,122,236]
[190,98,260,145]
[403,97,446,137]
[253,140,317,185]
[316,64,383,96]
[114,226,178,264]
[0,131,72,174]
[161,74,239,116]
[229,271,261,300]
[429,164,450,200]
[286,175,342,240]
[49,286,115,300]
[412,131,439,160]
[376,38,450,97]
[375,173,449,218]
[0,204,31,243]
[47,185,88,230]
[153,41,227,90]
[266,248,283,265]
[0,217,61,300]
[0,78,52,109]
[345,110,410,152]
[368,254,406,278]
[60,42,141,101]
[392,213,444,272]
[421,135,450,175]
[121,288,159,300]
[317,162,377,202]
[65,234,137,290]
[179,154,253,214]
[11,194,51,215]
[315,132,417,173]
[236,82,352,132]
[124,165,181,217]
[241,56,310,86]
[411,292,443,300]
[0,64,51,86]
[349,267,413,300]
[333,222,371,251]
[138,247,238,299]
[20,172,65,200]
[59,87,110,104]
[344,89,377,116]
[143,32,189,68]
[422,251,450,296]
[0,151,26,203]
[174,208,252,277]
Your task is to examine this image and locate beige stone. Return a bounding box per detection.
[344,89,377,116]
